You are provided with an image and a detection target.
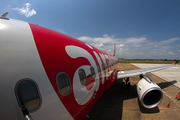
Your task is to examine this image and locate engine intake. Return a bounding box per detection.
[137,74,163,109]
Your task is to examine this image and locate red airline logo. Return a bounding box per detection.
[29,23,117,119]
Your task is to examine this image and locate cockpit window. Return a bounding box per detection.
[78,69,87,85]
[56,72,71,96]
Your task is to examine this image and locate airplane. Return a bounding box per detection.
[0,12,178,120]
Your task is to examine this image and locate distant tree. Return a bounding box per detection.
[164,59,167,61]
[175,60,179,64]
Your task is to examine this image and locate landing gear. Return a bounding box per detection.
[122,81,125,89]
[127,82,130,89]
[122,77,131,89]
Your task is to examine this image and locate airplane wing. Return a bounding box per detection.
[116,63,178,109]
[117,63,177,79]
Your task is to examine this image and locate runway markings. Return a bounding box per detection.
[162,91,171,99]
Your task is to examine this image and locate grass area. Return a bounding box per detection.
[118,60,175,64]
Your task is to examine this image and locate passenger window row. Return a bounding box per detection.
[14,62,117,113]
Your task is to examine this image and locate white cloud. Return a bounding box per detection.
[144,38,180,53]
[77,35,180,59]
[77,36,92,41]
[77,35,147,56]
[160,38,180,45]
[168,52,176,55]
[177,50,180,52]
[12,3,36,17]
[103,34,108,37]
[123,37,147,48]
[77,35,147,47]
[119,44,124,47]
[133,44,142,47]
[77,34,117,44]
[96,43,104,47]
[126,37,146,43]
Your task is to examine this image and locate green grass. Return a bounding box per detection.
[118,60,174,64]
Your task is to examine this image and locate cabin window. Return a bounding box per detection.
[78,69,87,85]
[56,72,71,96]
[101,64,104,70]
[105,63,108,69]
[90,66,96,79]
[97,65,101,74]
[15,79,41,113]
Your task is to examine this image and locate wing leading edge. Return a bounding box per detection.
[117,63,177,79]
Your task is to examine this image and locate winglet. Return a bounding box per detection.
[113,43,116,56]
[0,12,9,20]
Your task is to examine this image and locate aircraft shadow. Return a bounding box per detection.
[158,80,177,89]
[84,79,176,120]
[138,100,160,113]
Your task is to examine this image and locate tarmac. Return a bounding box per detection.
[132,63,180,88]
[84,63,180,120]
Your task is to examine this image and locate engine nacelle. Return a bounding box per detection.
[137,75,163,109]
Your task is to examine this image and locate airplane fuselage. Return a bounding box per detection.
[0,18,118,120]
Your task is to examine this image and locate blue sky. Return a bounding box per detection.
[1,0,180,59]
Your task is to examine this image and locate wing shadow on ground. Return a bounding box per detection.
[158,80,177,89]
[84,79,177,120]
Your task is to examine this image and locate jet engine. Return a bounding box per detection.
[137,74,163,109]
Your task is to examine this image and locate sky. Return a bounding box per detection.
[1,0,180,59]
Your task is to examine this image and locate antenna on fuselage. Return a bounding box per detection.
[0,12,9,20]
